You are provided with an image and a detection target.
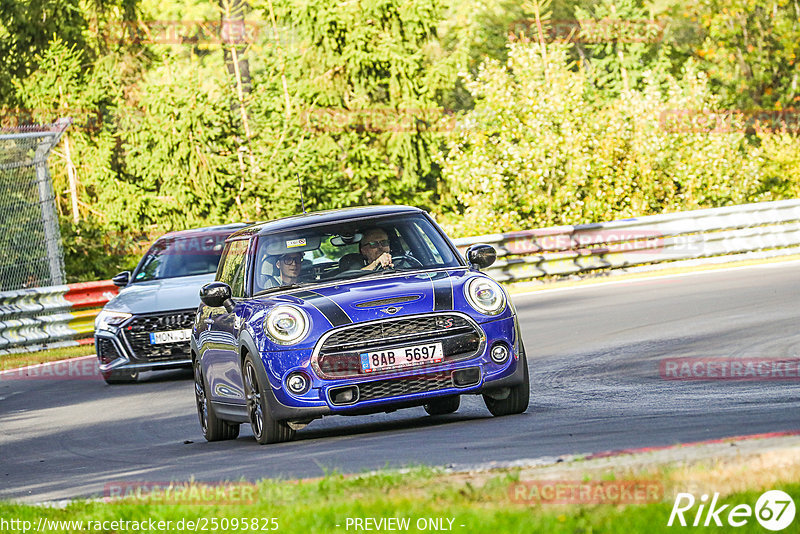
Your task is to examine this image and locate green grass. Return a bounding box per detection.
[0,344,95,371]
[1,468,796,533]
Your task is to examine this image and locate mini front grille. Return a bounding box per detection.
[96,338,120,364]
[323,315,472,350]
[123,310,195,361]
[314,314,483,379]
[356,371,453,402]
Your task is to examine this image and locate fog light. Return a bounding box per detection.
[453,367,481,387]
[329,385,359,405]
[286,372,310,394]
[490,344,510,364]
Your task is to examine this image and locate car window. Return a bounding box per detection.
[412,221,444,264]
[217,239,250,298]
[251,214,460,294]
[132,234,228,282]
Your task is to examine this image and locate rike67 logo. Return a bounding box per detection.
[668,490,796,531]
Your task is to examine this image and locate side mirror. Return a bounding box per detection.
[465,244,497,270]
[200,282,234,312]
[112,271,130,287]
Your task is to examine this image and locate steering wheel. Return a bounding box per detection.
[374,255,424,271]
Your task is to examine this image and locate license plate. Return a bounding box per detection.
[360,342,444,373]
[149,329,192,344]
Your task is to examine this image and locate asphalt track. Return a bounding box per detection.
[2,261,800,503]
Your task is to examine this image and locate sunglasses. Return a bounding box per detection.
[280,255,302,265]
[363,239,390,249]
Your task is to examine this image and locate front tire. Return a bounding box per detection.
[483,350,530,416]
[242,353,295,445]
[194,358,239,441]
[424,395,460,415]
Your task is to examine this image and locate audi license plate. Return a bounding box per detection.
[360,342,444,373]
[149,329,192,344]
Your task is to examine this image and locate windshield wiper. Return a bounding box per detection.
[254,284,302,296]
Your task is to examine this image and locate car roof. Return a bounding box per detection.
[159,222,250,240]
[228,205,425,239]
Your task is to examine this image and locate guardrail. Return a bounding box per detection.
[452,198,800,282]
[0,281,117,354]
[1,199,799,354]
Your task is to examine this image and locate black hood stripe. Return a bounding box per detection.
[293,290,352,327]
[430,271,454,311]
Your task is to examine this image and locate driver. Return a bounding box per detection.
[360,227,394,270]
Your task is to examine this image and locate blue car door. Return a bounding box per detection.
[203,238,250,405]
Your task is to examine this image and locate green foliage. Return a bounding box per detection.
[671,0,800,110]
[60,219,142,282]
[117,60,242,228]
[4,0,800,282]
[437,41,769,236]
[246,0,459,214]
[0,0,86,103]
[0,0,141,103]
[757,131,800,198]
[573,0,668,96]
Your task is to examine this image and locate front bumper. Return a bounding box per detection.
[263,315,524,421]
[95,329,192,374]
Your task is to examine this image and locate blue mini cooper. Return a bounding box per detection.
[191,206,529,444]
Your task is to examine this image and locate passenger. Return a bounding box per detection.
[275,252,303,285]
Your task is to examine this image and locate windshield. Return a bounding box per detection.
[252,214,461,295]
[132,233,228,282]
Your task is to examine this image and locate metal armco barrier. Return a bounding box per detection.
[0,281,117,355]
[453,199,800,282]
[1,199,799,354]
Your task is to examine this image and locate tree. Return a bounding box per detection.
[573,0,669,96]
[672,0,800,110]
[239,0,460,217]
[437,40,766,236]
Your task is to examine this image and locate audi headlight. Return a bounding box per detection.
[95,310,132,331]
[264,305,310,345]
[465,277,507,316]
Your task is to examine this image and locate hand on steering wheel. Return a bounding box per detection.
[373,254,424,270]
[371,252,394,271]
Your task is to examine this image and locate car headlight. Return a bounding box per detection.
[95,310,132,331]
[465,277,507,316]
[264,305,310,345]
